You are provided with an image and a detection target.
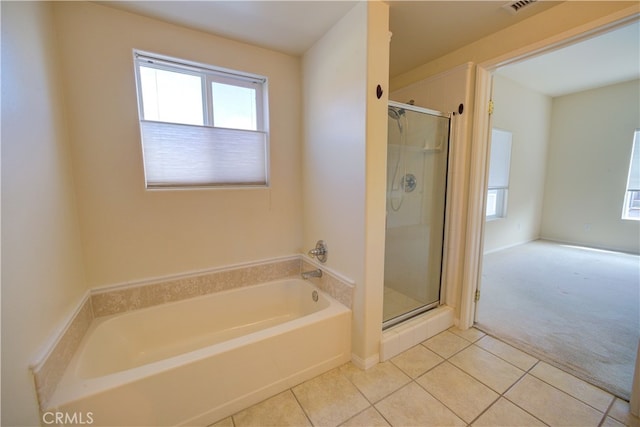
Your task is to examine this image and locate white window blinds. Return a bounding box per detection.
[140,121,267,187]
[488,129,512,189]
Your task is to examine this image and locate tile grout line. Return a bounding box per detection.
[425,330,612,427]
[343,342,472,426]
[419,333,473,360]
[421,334,533,427]
[527,369,615,416]
[288,388,315,427]
[475,327,617,416]
[336,363,377,426]
[388,356,468,425]
[466,344,532,425]
[521,358,615,415]
[475,324,629,403]
[220,327,618,427]
[337,361,406,426]
[392,354,447,382]
[411,330,503,425]
[399,330,514,426]
[444,343,525,397]
[473,333,537,369]
[474,359,551,427]
[336,405,371,427]
[424,329,549,426]
[596,394,617,427]
[410,373,484,426]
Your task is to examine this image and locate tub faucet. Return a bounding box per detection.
[301,269,322,279]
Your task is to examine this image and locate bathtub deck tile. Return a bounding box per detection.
[91,285,152,316]
[33,298,94,409]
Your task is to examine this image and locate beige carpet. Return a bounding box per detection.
[476,240,639,400]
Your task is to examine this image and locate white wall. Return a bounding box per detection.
[1,2,88,424]
[363,1,392,364]
[541,79,640,253]
[302,1,389,364]
[484,74,552,253]
[53,2,303,288]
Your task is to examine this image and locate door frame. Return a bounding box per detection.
[458,6,640,329]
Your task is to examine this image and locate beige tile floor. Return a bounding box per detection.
[211,327,639,427]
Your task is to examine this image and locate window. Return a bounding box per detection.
[486,128,512,219]
[622,130,640,220]
[134,51,268,188]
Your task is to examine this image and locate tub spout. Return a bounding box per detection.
[301,269,322,279]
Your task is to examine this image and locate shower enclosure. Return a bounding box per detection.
[383,101,451,329]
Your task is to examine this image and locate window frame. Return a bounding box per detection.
[486,128,512,221]
[622,129,640,221]
[136,60,206,126]
[486,188,508,220]
[133,50,269,190]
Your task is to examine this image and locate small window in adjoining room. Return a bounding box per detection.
[622,129,640,220]
[486,128,512,220]
[133,50,268,189]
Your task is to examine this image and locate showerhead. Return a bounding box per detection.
[388,106,405,120]
[388,106,405,132]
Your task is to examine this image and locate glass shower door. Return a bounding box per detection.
[383,101,450,329]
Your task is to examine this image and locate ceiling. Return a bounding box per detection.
[387,0,560,77]
[496,19,640,97]
[99,1,359,56]
[100,1,639,96]
[103,1,559,76]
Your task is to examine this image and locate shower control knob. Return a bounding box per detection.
[308,240,328,263]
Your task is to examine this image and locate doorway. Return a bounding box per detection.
[466,18,640,400]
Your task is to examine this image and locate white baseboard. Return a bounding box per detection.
[351,352,380,370]
[483,238,537,255]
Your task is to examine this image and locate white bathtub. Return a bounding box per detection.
[47,278,352,426]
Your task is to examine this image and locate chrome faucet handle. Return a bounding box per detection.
[308,240,327,263]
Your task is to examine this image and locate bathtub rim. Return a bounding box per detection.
[29,255,300,373]
[74,277,333,379]
[47,278,350,410]
[31,255,355,369]
[30,254,355,411]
